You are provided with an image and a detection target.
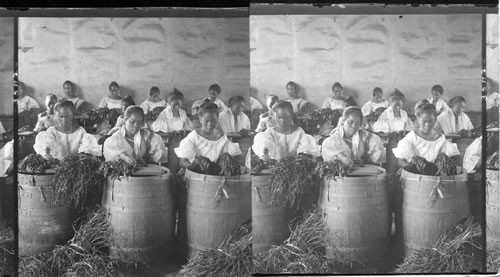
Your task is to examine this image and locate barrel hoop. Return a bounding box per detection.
[39,186,47,202]
[255,186,263,202]
[214,177,229,201]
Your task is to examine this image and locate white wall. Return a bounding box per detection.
[19,18,249,113]
[0,18,13,116]
[487,14,499,92]
[250,14,483,113]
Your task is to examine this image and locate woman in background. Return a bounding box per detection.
[140,86,167,114]
[17,81,40,113]
[176,103,241,168]
[321,106,386,165]
[252,101,320,161]
[34,94,59,132]
[416,85,449,116]
[108,96,136,135]
[361,87,388,117]
[191,84,228,115]
[218,96,251,135]
[322,82,347,111]
[103,106,167,164]
[285,81,313,114]
[433,96,474,135]
[98,81,123,109]
[373,92,413,134]
[255,95,279,132]
[152,89,193,134]
[62,80,92,114]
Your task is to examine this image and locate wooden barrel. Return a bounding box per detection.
[252,174,289,254]
[455,137,474,166]
[487,169,500,248]
[318,165,389,265]
[0,176,13,221]
[185,168,251,258]
[468,171,482,218]
[400,169,469,256]
[102,166,174,264]
[18,173,74,256]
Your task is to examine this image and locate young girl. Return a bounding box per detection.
[176,103,241,168]
[63,80,92,114]
[98,81,123,109]
[321,106,386,165]
[103,106,168,164]
[140,86,167,114]
[34,94,59,132]
[191,84,228,115]
[218,96,251,134]
[361,87,389,117]
[434,96,474,135]
[322,82,347,111]
[255,95,279,132]
[427,85,449,115]
[17,81,40,113]
[33,100,101,160]
[152,90,193,133]
[373,92,413,133]
[393,103,460,168]
[108,96,136,135]
[285,81,313,114]
[252,101,320,161]
[486,78,499,110]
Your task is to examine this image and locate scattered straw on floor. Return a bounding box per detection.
[183,223,252,277]
[396,217,483,273]
[487,248,500,273]
[0,221,14,276]
[254,209,363,274]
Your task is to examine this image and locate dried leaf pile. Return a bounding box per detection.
[0,221,14,277]
[366,107,387,122]
[19,209,140,277]
[19,153,60,174]
[314,158,361,180]
[188,153,242,177]
[305,108,343,127]
[487,248,500,272]
[404,154,458,177]
[217,152,241,177]
[396,217,483,273]
[81,108,122,127]
[183,223,252,277]
[99,159,143,180]
[254,209,363,274]
[250,149,278,175]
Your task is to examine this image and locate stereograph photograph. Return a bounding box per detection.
[0,3,498,277]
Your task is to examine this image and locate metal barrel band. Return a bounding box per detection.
[255,186,263,202]
[39,186,47,202]
[214,177,229,201]
[427,180,444,207]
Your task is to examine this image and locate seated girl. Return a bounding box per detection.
[191,84,228,115]
[361,87,389,117]
[34,94,59,132]
[33,100,101,160]
[285,81,313,114]
[98,81,123,109]
[103,106,168,164]
[255,95,278,132]
[426,84,449,116]
[372,92,413,133]
[218,95,251,135]
[434,96,474,135]
[322,82,348,111]
[140,86,167,114]
[321,106,386,165]
[63,80,92,114]
[393,103,460,168]
[252,101,320,161]
[176,103,241,168]
[108,96,136,135]
[152,89,193,133]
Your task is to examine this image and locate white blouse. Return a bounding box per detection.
[392,131,460,163]
[361,100,389,117]
[33,126,92,160]
[434,109,474,134]
[18,96,40,113]
[175,130,241,163]
[34,114,58,132]
[322,97,347,111]
[372,107,414,133]
[286,98,311,113]
[98,97,122,109]
[218,109,251,134]
[0,140,13,177]
[463,136,481,173]
[151,106,192,133]
[140,99,167,114]
[252,127,320,160]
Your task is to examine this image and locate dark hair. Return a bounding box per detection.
[121,96,135,107]
[449,96,466,107]
[431,85,444,95]
[416,103,437,117]
[208,84,221,94]
[373,87,382,96]
[272,100,294,116]
[149,86,160,96]
[342,106,363,121]
[332,82,343,90]
[54,100,76,115]
[389,91,404,102]
[63,80,73,88]
[199,102,219,117]
[168,88,184,102]
[124,106,144,120]
[109,81,120,91]
[228,95,245,107]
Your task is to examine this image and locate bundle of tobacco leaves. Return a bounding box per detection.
[149,106,166,121]
[163,130,190,145]
[183,223,252,277]
[487,151,499,170]
[365,107,387,122]
[250,149,278,175]
[19,153,60,174]
[314,158,361,180]
[396,217,483,273]
[82,108,122,127]
[434,153,458,176]
[188,156,221,176]
[99,159,143,180]
[267,153,319,209]
[305,108,343,127]
[404,156,438,176]
[218,152,241,177]
[53,153,105,210]
[19,209,141,277]
[388,130,406,141]
[254,209,363,274]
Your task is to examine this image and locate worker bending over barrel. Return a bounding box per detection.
[103,106,168,164]
[321,106,386,165]
[33,100,101,160]
[252,100,320,160]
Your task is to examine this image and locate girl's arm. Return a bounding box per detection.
[179,158,192,168]
[398,158,410,168]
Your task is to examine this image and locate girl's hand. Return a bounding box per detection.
[338,153,353,166]
[119,152,136,164]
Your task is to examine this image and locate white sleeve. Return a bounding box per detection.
[140,101,149,114]
[361,102,372,117]
[372,113,389,133]
[148,133,168,164]
[103,134,126,161]
[297,133,321,157]
[321,135,348,162]
[33,130,54,158]
[443,140,460,157]
[29,97,40,110]
[252,131,274,159]
[151,112,169,133]
[241,113,251,130]
[367,133,386,164]
[98,98,107,108]
[226,141,243,157]
[79,134,103,156]
[392,134,415,162]
[463,137,481,173]
[174,132,198,162]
